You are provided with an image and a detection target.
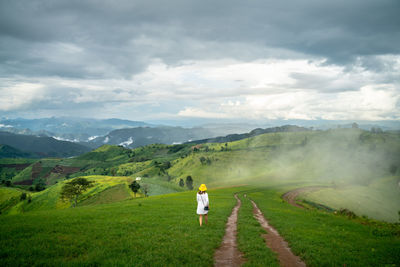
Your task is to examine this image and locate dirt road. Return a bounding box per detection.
[282,186,327,209]
[214,194,245,267]
[251,199,306,267]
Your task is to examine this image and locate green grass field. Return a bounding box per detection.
[237,193,280,266]
[0,187,238,266]
[1,186,399,266]
[3,175,186,215]
[245,187,400,266]
[1,129,399,265]
[4,129,399,223]
[301,176,400,222]
[0,187,26,214]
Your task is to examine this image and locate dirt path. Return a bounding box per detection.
[214,194,245,267]
[282,186,327,209]
[251,200,306,267]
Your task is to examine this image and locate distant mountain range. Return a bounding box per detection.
[87,126,217,149]
[0,117,152,142]
[0,131,91,158]
[1,116,399,158]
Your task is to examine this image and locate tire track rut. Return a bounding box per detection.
[251,199,306,267]
[214,194,245,267]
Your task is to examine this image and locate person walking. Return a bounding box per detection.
[196,184,209,226]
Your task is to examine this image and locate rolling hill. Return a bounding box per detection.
[2,127,399,222]
[0,186,398,266]
[1,127,400,265]
[0,144,35,158]
[186,125,310,144]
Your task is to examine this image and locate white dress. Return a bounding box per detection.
[196,192,209,215]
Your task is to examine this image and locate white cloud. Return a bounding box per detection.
[0,82,45,111]
[1,55,398,121]
[178,107,229,119]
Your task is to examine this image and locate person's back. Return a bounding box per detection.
[196,184,209,226]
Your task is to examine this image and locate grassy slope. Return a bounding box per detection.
[4,129,400,221]
[303,176,400,222]
[11,165,33,183]
[79,183,132,206]
[0,187,238,266]
[7,176,135,214]
[246,188,400,266]
[1,186,398,266]
[0,158,36,183]
[6,175,186,215]
[168,130,400,222]
[236,193,280,266]
[0,187,26,213]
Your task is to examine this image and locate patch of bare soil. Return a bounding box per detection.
[0,163,31,171]
[251,200,306,267]
[13,179,34,185]
[45,165,80,177]
[214,194,246,267]
[282,186,327,209]
[13,162,42,185]
[31,162,42,180]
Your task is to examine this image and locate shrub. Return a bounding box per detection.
[20,193,27,201]
[186,176,193,190]
[337,208,357,219]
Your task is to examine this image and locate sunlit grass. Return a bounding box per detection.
[0,187,239,266]
[247,188,400,266]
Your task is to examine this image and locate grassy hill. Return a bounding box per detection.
[2,128,400,222]
[0,186,398,266]
[4,175,185,215]
[1,127,399,265]
[0,144,36,158]
[0,187,27,214]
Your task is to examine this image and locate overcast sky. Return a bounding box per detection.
[1,0,399,123]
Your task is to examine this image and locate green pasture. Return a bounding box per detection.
[0,187,26,213]
[302,176,400,222]
[237,194,280,266]
[0,187,239,266]
[4,175,187,215]
[245,187,400,266]
[7,176,132,214]
[1,185,399,266]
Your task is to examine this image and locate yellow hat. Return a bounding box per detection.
[199,184,207,191]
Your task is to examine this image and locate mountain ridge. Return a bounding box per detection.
[0,131,91,158]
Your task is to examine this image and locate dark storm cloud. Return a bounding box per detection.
[1,0,399,79]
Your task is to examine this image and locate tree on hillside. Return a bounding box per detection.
[141,183,149,197]
[34,181,46,192]
[129,181,141,197]
[179,179,184,187]
[60,177,94,207]
[186,176,193,190]
[20,192,27,201]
